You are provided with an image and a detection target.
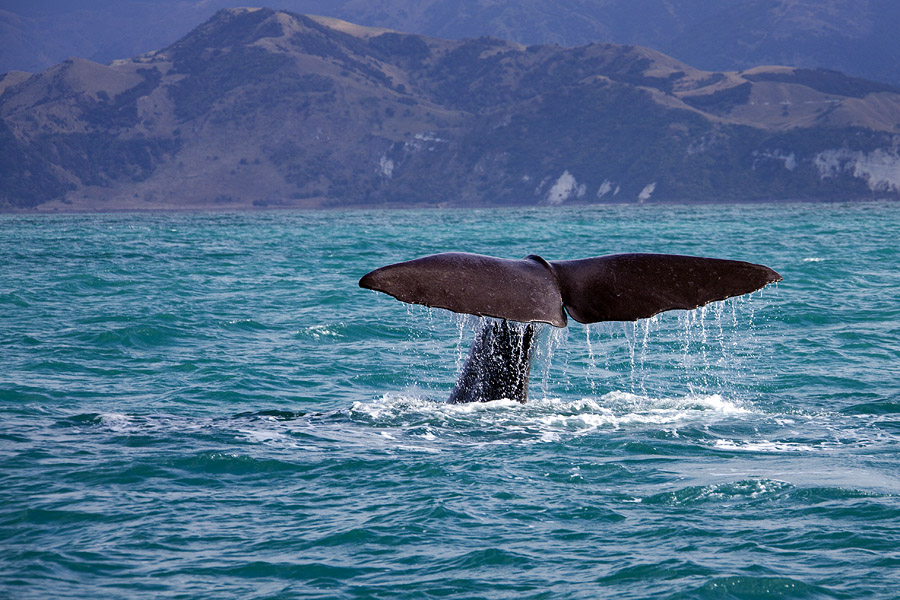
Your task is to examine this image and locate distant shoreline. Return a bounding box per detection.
[2,196,895,216]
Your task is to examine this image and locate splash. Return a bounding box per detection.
[346,389,757,447]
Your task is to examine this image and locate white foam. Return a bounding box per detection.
[302,324,343,339]
[348,390,757,445]
[98,412,135,432]
[714,439,818,453]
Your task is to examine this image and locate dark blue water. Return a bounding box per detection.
[2,203,899,599]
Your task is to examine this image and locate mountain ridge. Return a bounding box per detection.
[4,1,900,87]
[3,8,900,211]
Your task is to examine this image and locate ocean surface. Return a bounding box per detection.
[2,202,899,599]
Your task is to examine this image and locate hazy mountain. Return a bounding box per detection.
[667,0,900,85]
[3,8,900,211]
[3,0,900,87]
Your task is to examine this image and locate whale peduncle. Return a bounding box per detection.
[448,319,536,404]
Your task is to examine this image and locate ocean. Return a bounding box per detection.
[1,202,899,599]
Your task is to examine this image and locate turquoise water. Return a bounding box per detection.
[2,203,899,599]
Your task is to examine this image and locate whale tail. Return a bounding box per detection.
[360,252,781,403]
[359,252,781,327]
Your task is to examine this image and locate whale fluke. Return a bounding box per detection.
[359,253,568,326]
[360,252,781,403]
[552,253,781,323]
[359,252,781,326]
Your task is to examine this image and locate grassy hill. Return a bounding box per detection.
[3,8,900,210]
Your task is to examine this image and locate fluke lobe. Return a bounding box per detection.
[360,252,781,403]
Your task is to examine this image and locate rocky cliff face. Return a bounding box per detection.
[2,8,900,210]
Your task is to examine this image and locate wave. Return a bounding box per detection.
[48,388,893,481]
[641,478,792,506]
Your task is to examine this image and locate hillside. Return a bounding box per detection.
[3,8,900,210]
[4,1,900,87]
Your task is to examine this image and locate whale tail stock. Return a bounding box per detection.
[359,252,781,403]
[359,252,782,327]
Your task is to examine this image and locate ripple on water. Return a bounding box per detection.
[641,479,793,506]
